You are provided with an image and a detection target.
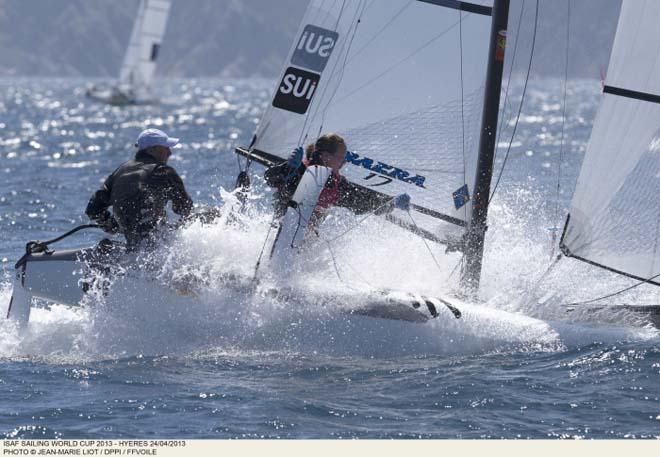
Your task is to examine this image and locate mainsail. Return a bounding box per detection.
[561,0,660,285]
[118,0,172,95]
[250,0,494,232]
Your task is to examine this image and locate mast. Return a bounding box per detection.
[462,0,510,291]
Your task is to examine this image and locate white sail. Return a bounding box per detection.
[118,0,171,95]
[252,0,493,229]
[562,0,660,284]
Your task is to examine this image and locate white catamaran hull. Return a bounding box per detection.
[5,244,456,328]
[7,245,116,326]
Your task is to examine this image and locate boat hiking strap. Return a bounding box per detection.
[15,224,101,269]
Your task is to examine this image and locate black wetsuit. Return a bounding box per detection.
[86,150,193,248]
[264,159,390,219]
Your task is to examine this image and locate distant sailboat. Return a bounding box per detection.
[86,0,171,106]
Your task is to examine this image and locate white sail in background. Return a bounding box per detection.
[253,0,493,229]
[562,0,660,284]
[118,0,171,97]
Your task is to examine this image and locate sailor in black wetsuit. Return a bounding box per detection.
[86,129,193,250]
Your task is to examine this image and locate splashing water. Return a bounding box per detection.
[1,78,659,439]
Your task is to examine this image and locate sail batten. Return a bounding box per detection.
[562,0,660,284]
[603,85,660,105]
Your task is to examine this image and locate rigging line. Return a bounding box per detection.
[407,211,446,277]
[292,0,339,146]
[331,14,471,106]
[494,0,525,159]
[291,200,375,289]
[458,8,467,221]
[488,0,539,204]
[294,0,336,146]
[252,213,280,281]
[335,0,347,30]
[235,151,244,175]
[291,205,306,248]
[323,200,393,244]
[560,270,660,308]
[651,208,660,275]
[519,253,563,306]
[551,0,572,259]
[446,257,463,281]
[346,0,415,64]
[312,1,367,135]
[317,0,369,134]
[324,238,376,291]
[296,0,358,146]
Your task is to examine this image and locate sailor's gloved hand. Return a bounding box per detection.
[99,216,121,234]
[287,146,304,169]
[392,193,411,212]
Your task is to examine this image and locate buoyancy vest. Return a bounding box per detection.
[302,158,341,210]
[109,158,166,244]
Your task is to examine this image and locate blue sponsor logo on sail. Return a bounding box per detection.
[452,184,470,210]
[345,151,426,188]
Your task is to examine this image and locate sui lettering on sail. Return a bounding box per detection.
[291,25,339,72]
[272,67,321,114]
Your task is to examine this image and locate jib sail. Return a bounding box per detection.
[562,0,660,285]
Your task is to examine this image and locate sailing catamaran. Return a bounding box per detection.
[7,0,660,327]
[86,0,171,106]
[235,0,505,309]
[233,0,660,325]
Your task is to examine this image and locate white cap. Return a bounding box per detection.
[135,129,180,150]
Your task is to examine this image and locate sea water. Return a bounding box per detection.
[0,78,658,439]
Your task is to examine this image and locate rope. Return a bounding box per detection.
[494,0,526,160]
[323,200,393,244]
[458,9,467,221]
[251,213,279,281]
[312,0,367,138]
[298,0,365,145]
[15,224,102,268]
[520,251,659,312]
[334,0,347,30]
[346,0,413,64]
[560,273,660,308]
[489,0,539,204]
[324,238,376,292]
[290,200,376,290]
[332,14,471,106]
[550,0,572,259]
[407,211,446,275]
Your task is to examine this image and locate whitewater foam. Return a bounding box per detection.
[1,187,657,362]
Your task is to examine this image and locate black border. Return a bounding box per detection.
[603,85,660,105]
[417,0,493,16]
